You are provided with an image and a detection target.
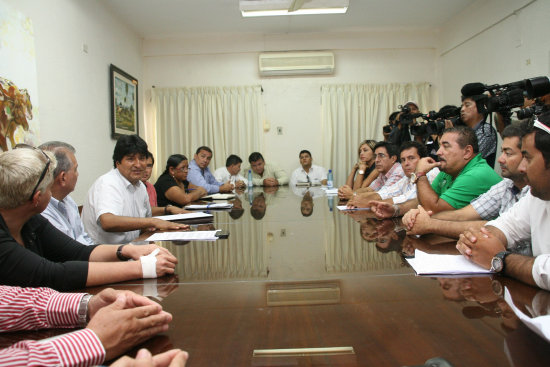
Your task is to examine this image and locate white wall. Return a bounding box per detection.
[143,30,439,181]
[438,0,550,105]
[4,0,143,204]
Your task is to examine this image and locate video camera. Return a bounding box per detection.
[461,76,550,113]
[397,104,423,125]
[424,106,462,135]
[408,106,462,137]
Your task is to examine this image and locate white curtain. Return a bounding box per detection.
[150,86,264,178]
[320,82,431,186]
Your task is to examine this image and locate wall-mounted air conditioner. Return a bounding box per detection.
[258,51,335,76]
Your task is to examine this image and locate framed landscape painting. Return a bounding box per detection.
[110,64,138,138]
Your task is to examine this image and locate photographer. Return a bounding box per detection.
[392,101,421,146]
[384,111,400,144]
[460,93,497,167]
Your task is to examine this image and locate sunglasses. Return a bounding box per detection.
[14,144,52,200]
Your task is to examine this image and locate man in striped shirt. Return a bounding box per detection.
[368,142,405,191]
[0,286,186,366]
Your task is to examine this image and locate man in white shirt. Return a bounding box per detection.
[82,135,187,244]
[39,141,95,245]
[457,112,550,291]
[290,150,327,186]
[213,154,247,189]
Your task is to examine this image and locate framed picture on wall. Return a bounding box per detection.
[110,64,138,138]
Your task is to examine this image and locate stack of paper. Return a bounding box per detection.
[153,212,213,221]
[203,193,236,200]
[146,230,220,241]
[406,249,493,275]
[185,202,233,210]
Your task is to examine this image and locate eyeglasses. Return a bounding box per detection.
[176,166,189,172]
[14,145,51,201]
[29,149,51,201]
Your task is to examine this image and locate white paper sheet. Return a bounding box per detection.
[203,193,236,200]
[153,212,213,221]
[185,202,233,210]
[337,205,370,211]
[146,230,220,241]
[406,249,493,275]
[504,288,550,342]
[323,188,339,195]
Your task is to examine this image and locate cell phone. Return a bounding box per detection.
[215,229,230,239]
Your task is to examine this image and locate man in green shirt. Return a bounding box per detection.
[370,126,501,218]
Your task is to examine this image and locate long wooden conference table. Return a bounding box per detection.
[2,186,549,366]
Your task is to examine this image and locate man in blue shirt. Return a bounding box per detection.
[187,146,234,194]
[39,141,95,245]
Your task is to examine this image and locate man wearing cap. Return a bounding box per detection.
[460,92,497,167]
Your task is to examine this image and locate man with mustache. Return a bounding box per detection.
[369,126,501,218]
[402,124,530,247]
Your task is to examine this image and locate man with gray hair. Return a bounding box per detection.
[39,141,95,245]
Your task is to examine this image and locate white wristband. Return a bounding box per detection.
[140,248,160,278]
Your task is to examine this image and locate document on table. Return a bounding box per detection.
[146,230,220,241]
[153,212,213,221]
[324,188,339,195]
[203,193,236,200]
[185,202,233,210]
[406,249,493,275]
[337,205,370,211]
[504,288,550,343]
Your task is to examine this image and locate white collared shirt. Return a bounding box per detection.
[213,166,247,186]
[82,168,151,244]
[487,192,550,291]
[290,164,327,186]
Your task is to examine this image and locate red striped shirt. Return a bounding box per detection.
[0,286,105,366]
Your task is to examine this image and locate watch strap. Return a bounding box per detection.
[78,294,92,327]
[116,244,131,261]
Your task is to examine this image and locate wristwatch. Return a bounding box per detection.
[116,244,132,261]
[490,251,512,273]
[78,294,92,327]
[410,171,426,184]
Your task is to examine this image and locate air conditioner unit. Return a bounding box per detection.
[258,51,335,76]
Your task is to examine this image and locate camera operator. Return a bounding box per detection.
[460,93,497,168]
[383,111,400,144]
[392,101,421,146]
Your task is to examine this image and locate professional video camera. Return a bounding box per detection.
[516,99,547,120]
[461,76,550,113]
[424,106,462,135]
[397,104,423,125]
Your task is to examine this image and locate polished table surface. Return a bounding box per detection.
[4,186,550,366]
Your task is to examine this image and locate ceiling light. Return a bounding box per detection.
[240,0,349,17]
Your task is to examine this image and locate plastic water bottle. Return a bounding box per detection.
[327,196,334,212]
[327,169,334,189]
[248,169,253,189]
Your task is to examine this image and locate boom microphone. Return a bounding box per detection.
[461,82,486,97]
